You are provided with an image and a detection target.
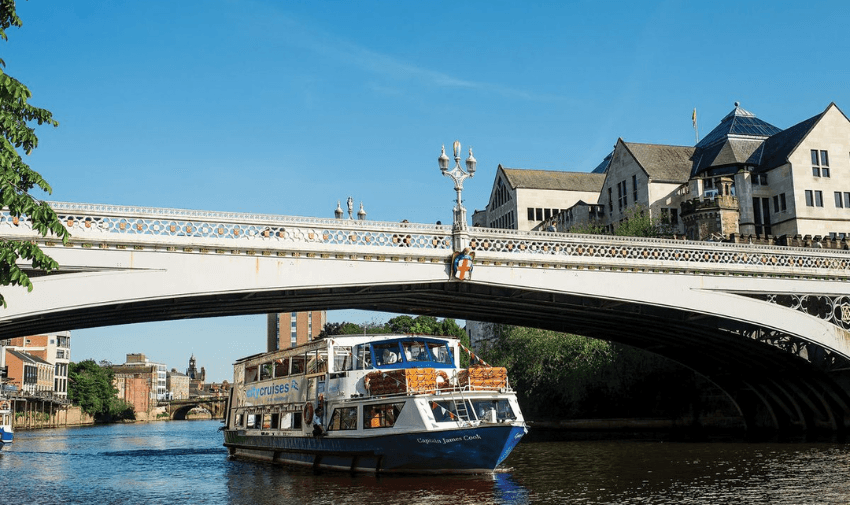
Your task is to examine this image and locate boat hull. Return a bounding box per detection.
[224,424,526,474]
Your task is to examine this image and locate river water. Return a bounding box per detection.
[1,420,849,504]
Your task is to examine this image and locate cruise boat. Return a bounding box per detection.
[0,398,12,450]
[223,334,527,473]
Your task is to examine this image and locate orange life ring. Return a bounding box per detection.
[303,402,314,424]
[437,371,449,388]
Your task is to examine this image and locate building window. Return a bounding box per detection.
[535,208,543,221]
[632,175,638,203]
[815,190,824,207]
[805,190,814,207]
[617,180,627,210]
[845,193,850,208]
[608,187,613,212]
[836,192,844,208]
[780,193,787,211]
[812,149,830,177]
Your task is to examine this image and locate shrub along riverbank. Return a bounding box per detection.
[479,325,743,430]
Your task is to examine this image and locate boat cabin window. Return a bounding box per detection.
[373,342,401,366]
[429,400,468,423]
[291,356,305,375]
[364,402,405,429]
[260,363,272,381]
[353,344,372,369]
[262,413,278,429]
[333,346,353,371]
[280,412,302,430]
[427,342,453,365]
[245,365,259,383]
[402,341,428,362]
[371,339,455,368]
[328,406,357,431]
[471,399,516,422]
[306,350,328,375]
[246,413,262,429]
[274,358,290,378]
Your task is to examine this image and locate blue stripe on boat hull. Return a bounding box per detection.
[224,424,525,473]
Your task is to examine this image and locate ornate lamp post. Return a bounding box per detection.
[438,140,476,232]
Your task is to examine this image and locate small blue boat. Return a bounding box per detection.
[223,334,527,473]
[0,398,13,450]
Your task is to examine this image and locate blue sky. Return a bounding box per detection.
[5,0,850,381]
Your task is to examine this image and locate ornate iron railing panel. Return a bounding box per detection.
[1,202,849,279]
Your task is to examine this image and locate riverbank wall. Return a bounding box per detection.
[13,404,96,430]
[12,402,223,430]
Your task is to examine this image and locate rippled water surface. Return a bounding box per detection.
[1,421,849,504]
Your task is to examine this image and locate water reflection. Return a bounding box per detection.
[225,460,528,505]
[2,421,850,504]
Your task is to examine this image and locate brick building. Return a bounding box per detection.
[267,311,326,352]
[1,332,71,397]
[5,349,53,394]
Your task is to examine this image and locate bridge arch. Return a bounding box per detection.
[2,203,850,434]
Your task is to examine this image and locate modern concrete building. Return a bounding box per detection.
[267,311,326,352]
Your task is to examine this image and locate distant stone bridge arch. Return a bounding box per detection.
[165,398,226,420]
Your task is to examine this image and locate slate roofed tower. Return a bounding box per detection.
[691,102,784,178]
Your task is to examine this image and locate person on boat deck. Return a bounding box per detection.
[368,407,381,428]
[382,349,398,364]
[313,395,325,436]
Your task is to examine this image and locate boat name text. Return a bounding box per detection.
[417,434,482,445]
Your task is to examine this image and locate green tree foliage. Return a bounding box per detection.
[568,204,671,238]
[0,1,69,307]
[320,320,390,337]
[68,360,134,420]
[614,205,671,237]
[482,325,704,419]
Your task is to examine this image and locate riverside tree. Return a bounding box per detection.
[68,360,134,420]
[0,1,69,307]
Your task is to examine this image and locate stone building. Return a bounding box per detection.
[595,102,850,242]
[473,165,605,231]
[167,369,190,400]
[598,139,694,234]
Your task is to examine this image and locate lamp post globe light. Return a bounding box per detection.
[438,140,476,232]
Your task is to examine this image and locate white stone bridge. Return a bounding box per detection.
[2,201,850,435]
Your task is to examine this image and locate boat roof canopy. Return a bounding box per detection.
[233,334,459,366]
